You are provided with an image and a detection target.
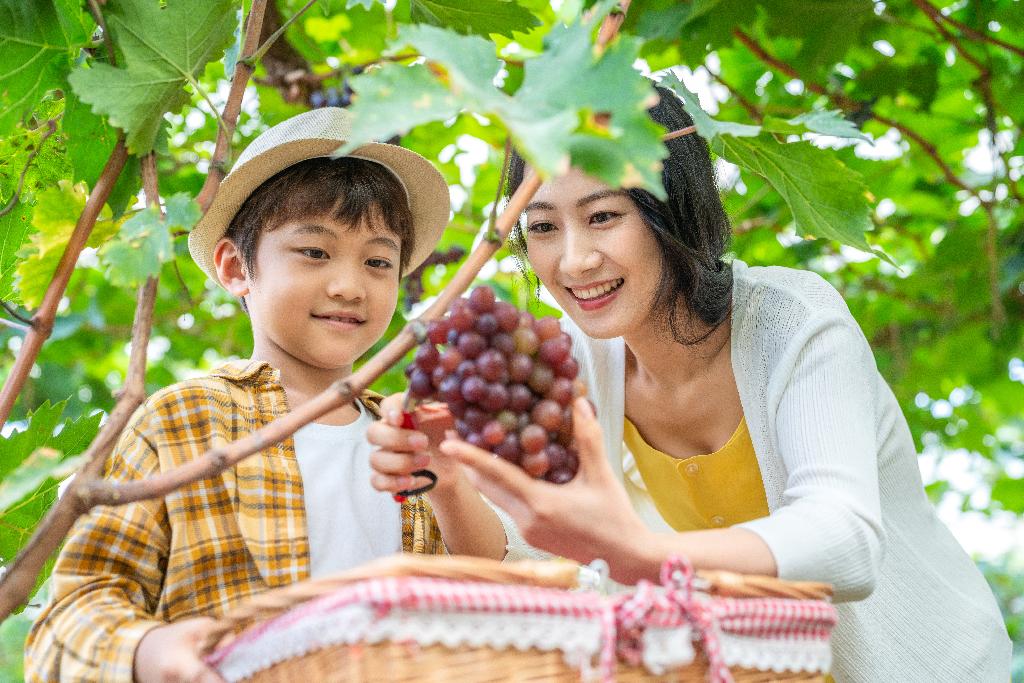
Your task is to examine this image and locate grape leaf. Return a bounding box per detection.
[512,16,667,193]
[659,72,761,139]
[0,400,100,482]
[0,400,100,570]
[63,93,141,217]
[411,0,540,38]
[14,181,122,309]
[67,0,237,154]
[165,193,202,232]
[760,110,870,142]
[98,205,174,288]
[0,0,90,134]
[712,134,876,252]
[343,63,461,149]
[0,202,32,302]
[0,449,85,514]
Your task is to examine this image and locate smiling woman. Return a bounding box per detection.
[436,85,1014,682]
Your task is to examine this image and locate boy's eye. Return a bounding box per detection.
[526,221,555,234]
[367,258,393,269]
[300,248,329,260]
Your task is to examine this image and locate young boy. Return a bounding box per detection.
[25,108,455,682]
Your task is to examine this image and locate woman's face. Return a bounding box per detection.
[523,169,663,340]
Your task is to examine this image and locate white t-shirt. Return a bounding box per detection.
[292,401,401,577]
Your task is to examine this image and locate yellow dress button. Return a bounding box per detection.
[684,462,699,476]
[711,515,726,527]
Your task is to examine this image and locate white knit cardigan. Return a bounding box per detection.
[500,260,1010,681]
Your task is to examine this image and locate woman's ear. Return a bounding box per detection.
[213,238,249,298]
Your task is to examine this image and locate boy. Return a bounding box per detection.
[25,108,455,682]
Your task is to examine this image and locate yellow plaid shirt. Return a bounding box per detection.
[25,360,445,682]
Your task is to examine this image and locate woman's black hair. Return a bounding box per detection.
[505,84,733,345]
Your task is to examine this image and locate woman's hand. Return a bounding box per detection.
[440,397,658,582]
[367,393,465,496]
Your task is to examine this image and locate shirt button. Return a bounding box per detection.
[711,515,726,527]
[684,462,699,476]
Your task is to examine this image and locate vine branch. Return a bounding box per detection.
[911,0,1024,59]
[196,0,269,212]
[0,138,128,426]
[245,0,317,67]
[0,155,160,620]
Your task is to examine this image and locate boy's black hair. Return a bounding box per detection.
[505,85,733,345]
[224,156,416,276]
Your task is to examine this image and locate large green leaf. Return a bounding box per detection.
[0,202,32,302]
[411,0,540,38]
[0,449,85,514]
[0,0,90,134]
[98,205,173,289]
[713,135,876,253]
[67,0,237,154]
[660,72,760,139]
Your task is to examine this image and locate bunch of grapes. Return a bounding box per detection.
[403,246,467,309]
[405,285,584,483]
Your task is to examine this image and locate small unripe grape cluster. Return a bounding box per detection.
[406,286,584,483]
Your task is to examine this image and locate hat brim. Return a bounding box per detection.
[189,138,450,282]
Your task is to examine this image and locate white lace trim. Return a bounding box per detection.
[718,631,832,673]
[641,625,696,674]
[215,606,604,682]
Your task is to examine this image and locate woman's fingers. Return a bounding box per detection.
[570,397,612,480]
[439,438,537,507]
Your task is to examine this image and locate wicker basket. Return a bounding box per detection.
[204,555,835,682]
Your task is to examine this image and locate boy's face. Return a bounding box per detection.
[233,214,402,374]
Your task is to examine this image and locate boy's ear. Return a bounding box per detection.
[213,238,250,297]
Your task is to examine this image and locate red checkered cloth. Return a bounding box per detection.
[208,557,836,683]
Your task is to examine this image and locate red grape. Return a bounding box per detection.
[468,286,495,313]
[404,285,585,483]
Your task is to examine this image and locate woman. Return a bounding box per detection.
[369,87,1010,681]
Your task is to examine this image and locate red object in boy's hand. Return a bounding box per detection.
[390,405,454,502]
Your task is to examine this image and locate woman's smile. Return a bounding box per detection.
[566,277,625,311]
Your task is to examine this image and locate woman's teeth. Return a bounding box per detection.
[570,278,624,300]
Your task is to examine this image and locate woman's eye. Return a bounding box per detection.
[526,221,555,234]
[591,211,619,225]
[300,248,329,259]
[367,258,393,270]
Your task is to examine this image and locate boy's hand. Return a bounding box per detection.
[368,393,463,496]
[134,617,226,683]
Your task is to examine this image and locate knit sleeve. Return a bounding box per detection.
[24,409,169,682]
[737,317,885,602]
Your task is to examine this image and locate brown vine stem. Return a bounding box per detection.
[911,0,1024,59]
[981,201,1006,337]
[0,119,59,220]
[245,0,317,67]
[0,156,160,620]
[196,0,268,213]
[0,139,128,426]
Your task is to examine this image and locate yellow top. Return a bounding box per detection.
[623,416,770,532]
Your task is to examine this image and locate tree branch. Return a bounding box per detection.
[244,0,317,67]
[0,155,160,620]
[0,139,128,426]
[0,119,59,219]
[981,201,1006,337]
[733,28,973,194]
[912,0,1024,59]
[196,0,268,213]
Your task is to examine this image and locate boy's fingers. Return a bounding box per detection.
[371,472,432,493]
[366,421,428,452]
[370,449,430,475]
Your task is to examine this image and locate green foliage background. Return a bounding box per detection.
[1,0,1022,678]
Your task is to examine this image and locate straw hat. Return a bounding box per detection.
[189,107,450,281]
